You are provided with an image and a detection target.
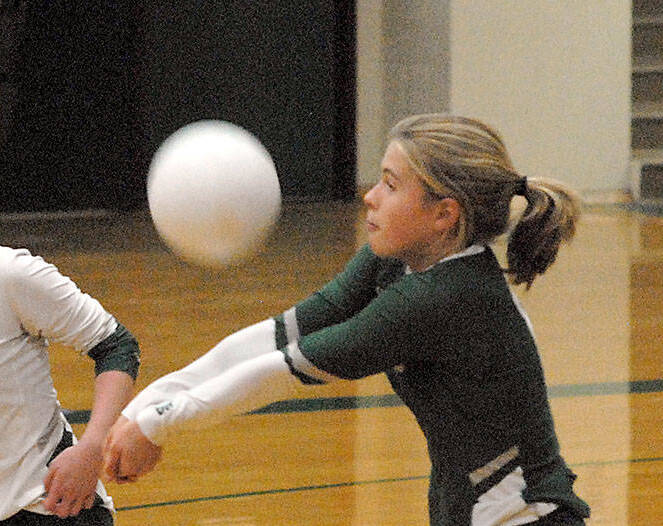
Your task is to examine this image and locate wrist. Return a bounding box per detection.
[136,407,167,447]
[76,434,105,458]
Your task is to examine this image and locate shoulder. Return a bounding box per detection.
[409,246,499,286]
[0,245,30,263]
[433,247,504,289]
[0,247,66,300]
[0,246,41,282]
[392,247,508,312]
[0,246,52,276]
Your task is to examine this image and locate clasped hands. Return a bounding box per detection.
[41,416,159,518]
[101,415,163,484]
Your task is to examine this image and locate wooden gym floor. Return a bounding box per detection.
[1,199,662,525]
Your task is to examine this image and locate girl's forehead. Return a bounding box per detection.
[382,141,426,187]
[381,141,410,171]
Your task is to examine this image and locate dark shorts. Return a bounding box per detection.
[0,508,112,526]
[535,506,587,525]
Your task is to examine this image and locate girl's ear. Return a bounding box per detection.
[434,197,462,233]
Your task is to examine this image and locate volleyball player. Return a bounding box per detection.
[104,114,590,525]
[0,247,140,525]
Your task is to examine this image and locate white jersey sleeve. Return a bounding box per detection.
[1,248,117,352]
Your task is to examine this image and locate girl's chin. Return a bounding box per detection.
[367,239,392,259]
[367,238,381,254]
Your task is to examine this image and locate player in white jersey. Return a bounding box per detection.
[0,247,140,525]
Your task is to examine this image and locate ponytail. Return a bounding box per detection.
[506,178,581,288]
[388,114,581,288]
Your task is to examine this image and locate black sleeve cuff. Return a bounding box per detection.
[87,323,141,380]
[273,313,288,348]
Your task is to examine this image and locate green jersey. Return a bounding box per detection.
[275,244,589,525]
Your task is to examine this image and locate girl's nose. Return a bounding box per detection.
[363,185,378,208]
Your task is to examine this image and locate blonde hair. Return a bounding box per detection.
[389,114,580,288]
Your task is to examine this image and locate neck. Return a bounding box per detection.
[406,237,462,272]
[407,243,482,272]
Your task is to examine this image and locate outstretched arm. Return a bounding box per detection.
[121,319,276,421]
[102,246,387,483]
[104,351,299,482]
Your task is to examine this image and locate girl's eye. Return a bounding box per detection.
[382,175,396,190]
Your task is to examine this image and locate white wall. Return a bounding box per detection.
[356,0,388,191]
[355,0,452,190]
[355,0,632,199]
[449,1,632,198]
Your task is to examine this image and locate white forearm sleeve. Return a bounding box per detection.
[122,319,277,420]
[133,351,297,445]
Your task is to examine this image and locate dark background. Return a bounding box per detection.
[0,1,356,213]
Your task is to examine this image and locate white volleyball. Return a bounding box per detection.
[147,120,281,267]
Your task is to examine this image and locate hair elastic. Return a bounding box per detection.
[514,177,528,196]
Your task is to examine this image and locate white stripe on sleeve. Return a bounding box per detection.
[285,340,340,384]
[283,306,300,344]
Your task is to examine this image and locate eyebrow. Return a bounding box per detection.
[381,167,401,180]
